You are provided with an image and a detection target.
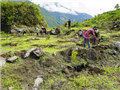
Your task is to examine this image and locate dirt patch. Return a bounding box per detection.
[65,29,75,35]
[26,38,40,42]
[62,63,105,75]
[92,44,113,50]
[74,64,105,74]
[31,44,56,48]
[57,40,71,43]
[54,45,74,49]
[2,42,17,46]
[1,51,12,58]
[76,43,83,46]
[60,47,109,61]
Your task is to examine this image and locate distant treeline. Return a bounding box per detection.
[1,1,47,32]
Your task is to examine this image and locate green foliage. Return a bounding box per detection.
[2,74,24,90]
[115,4,120,10]
[1,1,47,32]
[46,34,50,40]
[71,50,78,64]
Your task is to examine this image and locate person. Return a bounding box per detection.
[67,19,71,29]
[41,26,46,35]
[83,26,97,48]
[23,29,27,36]
[17,29,21,37]
[75,33,79,39]
[78,30,83,39]
[35,27,39,36]
[94,29,101,45]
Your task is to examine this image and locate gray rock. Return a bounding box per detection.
[0,57,6,67]
[113,50,117,55]
[32,48,44,58]
[23,48,36,58]
[33,77,43,88]
[114,41,120,51]
[7,56,18,63]
[8,86,14,90]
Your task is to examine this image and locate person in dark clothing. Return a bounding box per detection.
[42,26,47,35]
[67,19,71,29]
[23,29,27,36]
[35,27,39,36]
[17,29,21,37]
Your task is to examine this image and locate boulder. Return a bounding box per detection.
[32,48,44,58]
[33,77,43,88]
[23,48,36,58]
[6,56,18,63]
[50,30,57,35]
[62,67,70,74]
[0,57,6,67]
[114,41,120,51]
[50,29,60,35]
[8,87,14,90]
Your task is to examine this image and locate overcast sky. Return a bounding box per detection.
[31,0,120,16]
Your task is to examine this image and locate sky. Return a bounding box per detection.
[31,0,120,16]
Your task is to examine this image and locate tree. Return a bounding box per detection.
[114,4,120,10]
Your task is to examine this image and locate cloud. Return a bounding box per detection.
[32,0,120,16]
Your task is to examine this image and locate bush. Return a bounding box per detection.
[1,1,47,32]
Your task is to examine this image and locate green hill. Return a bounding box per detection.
[71,9,120,31]
[40,7,63,28]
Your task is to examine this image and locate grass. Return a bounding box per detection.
[1,28,120,90]
[1,34,76,54]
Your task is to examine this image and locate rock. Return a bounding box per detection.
[114,41,120,51]
[116,63,120,67]
[23,48,36,58]
[32,48,44,58]
[113,50,117,55]
[52,52,56,56]
[62,68,70,74]
[50,30,56,35]
[33,88,38,90]
[0,57,6,67]
[11,29,17,33]
[8,87,14,90]
[50,29,60,35]
[6,56,18,63]
[33,77,43,88]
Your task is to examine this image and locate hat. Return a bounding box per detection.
[93,26,97,29]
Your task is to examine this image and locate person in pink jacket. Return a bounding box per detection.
[83,26,97,48]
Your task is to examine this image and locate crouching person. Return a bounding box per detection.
[83,26,97,48]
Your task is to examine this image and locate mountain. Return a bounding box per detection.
[40,6,92,28]
[51,11,93,22]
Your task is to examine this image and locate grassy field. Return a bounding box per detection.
[1,28,120,90]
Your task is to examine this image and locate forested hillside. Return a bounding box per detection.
[1,1,47,32]
[40,7,63,28]
[71,9,120,30]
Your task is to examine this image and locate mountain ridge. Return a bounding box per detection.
[40,6,93,27]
